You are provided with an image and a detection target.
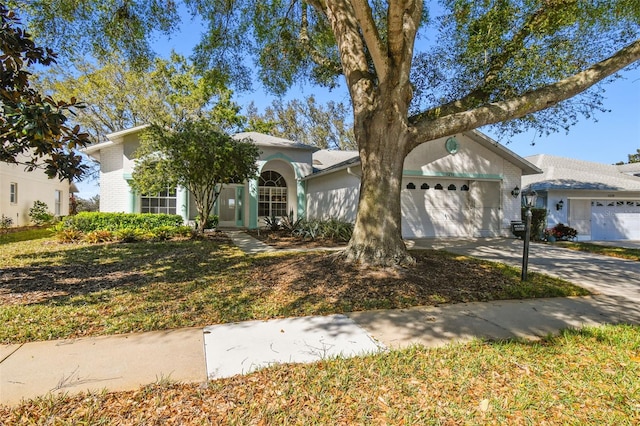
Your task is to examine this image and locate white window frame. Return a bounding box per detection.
[258,171,288,218]
[10,182,17,204]
[54,190,63,216]
[140,188,177,214]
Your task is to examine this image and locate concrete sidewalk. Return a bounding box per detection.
[2,233,639,407]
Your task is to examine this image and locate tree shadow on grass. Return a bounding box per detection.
[0,237,245,306]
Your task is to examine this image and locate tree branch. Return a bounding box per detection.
[409,39,640,148]
[298,2,343,74]
[413,0,577,121]
[350,0,388,81]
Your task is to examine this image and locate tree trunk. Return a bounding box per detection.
[340,106,414,266]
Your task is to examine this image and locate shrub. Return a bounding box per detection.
[64,212,183,232]
[83,230,114,244]
[280,211,304,235]
[57,229,83,243]
[296,218,353,242]
[520,207,547,241]
[263,215,281,231]
[114,228,146,243]
[150,226,176,241]
[29,201,54,225]
[0,214,13,234]
[548,223,578,241]
[196,215,219,230]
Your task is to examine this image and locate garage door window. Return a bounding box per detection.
[406,182,416,189]
[434,184,443,190]
[448,184,456,191]
[421,183,429,190]
[461,184,469,191]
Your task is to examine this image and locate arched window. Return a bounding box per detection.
[406,182,416,189]
[448,184,457,191]
[460,184,469,191]
[421,183,429,190]
[434,183,443,190]
[258,171,287,217]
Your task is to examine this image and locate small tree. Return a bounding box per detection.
[29,200,53,225]
[130,119,260,233]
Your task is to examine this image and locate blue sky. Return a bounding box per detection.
[75,12,640,198]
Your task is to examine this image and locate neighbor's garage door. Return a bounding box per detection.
[591,200,640,240]
[401,179,470,238]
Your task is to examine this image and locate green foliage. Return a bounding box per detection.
[35,52,228,142]
[246,96,356,150]
[295,219,354,242]
[0,5,89,180]
[114,228,146,243]
[56,229,83,243]
[131,119,259,233]
[83,230,114,244]
[195,215,219,230]
[29,201,54,225]
[63,212,183,232]
[0,215,13,233]
[263,215,281,232]
[280,211,304,235]
[520,208,548,241]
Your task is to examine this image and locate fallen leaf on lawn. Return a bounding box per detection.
[478,399,490,412]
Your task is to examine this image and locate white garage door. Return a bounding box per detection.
[401,179,470,238]
[591,200,640,240]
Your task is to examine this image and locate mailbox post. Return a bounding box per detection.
[521,189,537,282]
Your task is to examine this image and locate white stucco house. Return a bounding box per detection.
[522,155,640,241]
[84,125,542,238]
[1,155,75,226]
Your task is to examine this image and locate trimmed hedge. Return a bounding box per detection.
[62,212,184,232]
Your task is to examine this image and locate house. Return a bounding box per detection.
[0,155,75,227]
[522,155,640,241]
[84,126,542,238]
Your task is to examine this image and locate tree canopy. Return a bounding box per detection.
[0,5,89,181]
[36,51,228,143]
[12,0,640,264]
[130,119,260,233]
[246,96,356,150]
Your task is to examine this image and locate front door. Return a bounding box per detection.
[218,187,237,227]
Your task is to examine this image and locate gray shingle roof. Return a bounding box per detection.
[233,132,318,151]
[523,154,640,191]
[312,149,360,171]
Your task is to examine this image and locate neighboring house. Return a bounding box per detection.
[523,155,640,241]
[0,155,75,226]
[84,126,541,238]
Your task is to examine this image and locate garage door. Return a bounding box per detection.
[591,200,640,240]
[401,179,470,238]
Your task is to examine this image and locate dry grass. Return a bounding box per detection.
[2,325,639,424]
[0,233,588,344]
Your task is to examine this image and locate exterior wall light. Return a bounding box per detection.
[556,200,564,211]
[511,186,520,198]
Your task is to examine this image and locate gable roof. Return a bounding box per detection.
[233,132,318,151]
[83,127,317,158]
[303,130,541,180]
[523,154,640,191]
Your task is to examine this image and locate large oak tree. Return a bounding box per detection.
[13,1,640,264]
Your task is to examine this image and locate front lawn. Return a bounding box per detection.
[3,324,638,424]
[0,233,589,344]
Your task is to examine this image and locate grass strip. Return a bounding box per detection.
[555,241,640,262]
[2,324,638,424]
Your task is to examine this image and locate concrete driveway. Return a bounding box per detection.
[408,238,640,305]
